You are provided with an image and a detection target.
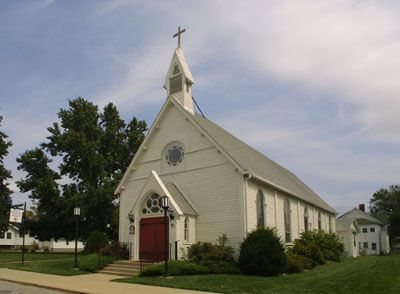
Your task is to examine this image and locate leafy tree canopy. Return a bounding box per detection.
[17,98,147,240]
[0,114,13,233]
[370,185,400,244]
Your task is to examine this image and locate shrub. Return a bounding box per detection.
[84,231,108,254]
[30,241,39,253]
[291,231,344,265]
[99,241,129,259]
[187,238,236,274]
[79,253,116,272]
[238,227,287,276]
[139,260,210,277]
[286,251,313,273]
[291,242,325,266]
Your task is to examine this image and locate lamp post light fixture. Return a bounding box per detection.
[160,195,169,275]
[73,206,80,269]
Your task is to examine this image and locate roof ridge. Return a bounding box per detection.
[191,112,335,213]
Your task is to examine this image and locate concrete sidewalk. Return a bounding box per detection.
[0,268,212,294]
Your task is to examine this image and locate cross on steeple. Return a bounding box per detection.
[173,26,186,48]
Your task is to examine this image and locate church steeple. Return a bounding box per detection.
[163,27,195,114]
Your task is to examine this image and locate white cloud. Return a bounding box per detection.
[210,0,400,142]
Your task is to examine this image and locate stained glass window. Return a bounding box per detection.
[142,193,163,215]
[165,144,184,167]
[184,217,189,241]
[304,206,309,232]
[256,190,265,228]
[284,198,291,243]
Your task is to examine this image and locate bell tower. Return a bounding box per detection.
[163,27,195,114]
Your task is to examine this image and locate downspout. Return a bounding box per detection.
[243,172,251,236]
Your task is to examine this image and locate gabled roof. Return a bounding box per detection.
[116,95,335,214]
[190,111,335,214]
[336,218,359,232]
[165,182,198,216]
[338,208,382,225]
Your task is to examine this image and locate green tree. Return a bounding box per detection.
[370,185,400,245]
[17,98,147,240]
[16,148,69,240]
[0,114,13,233]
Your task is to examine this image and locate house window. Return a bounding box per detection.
[353,233,356,247]
[318,212,322,231]
[19,231,23,238]
[363,242,368,249]
[372,243,377,250]
[66,240,69,245]
[184,217,189,242]
[328,216,333,233]
[304,207,309,232]
[256,190,265,228]
[362,228,368,233]
[370,228,375,233]
[0,232,4,239]
[6,232,12,239]
[284,198,291,243]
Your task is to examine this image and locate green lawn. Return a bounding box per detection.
[0,252,75,263]
[0,252,88,276]
[116,255,400,294]
[1,258,88,276]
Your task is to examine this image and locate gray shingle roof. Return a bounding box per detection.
[338,208,382,225]
[165,182,198,216]
[191,112,335,214]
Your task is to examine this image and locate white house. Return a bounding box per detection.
[116,36,336,261]
[0,224,84,252]
[337,206,390,256]
[0,224,38,248]
[336,218,359,257]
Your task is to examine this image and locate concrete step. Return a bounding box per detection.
[106,263,140,270]
[98,269,138,277]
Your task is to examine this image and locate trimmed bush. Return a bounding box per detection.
[79,253,116,272]
[238,227,287,276]
[139,260,210,277]
[84,231,108,253]
[286,251,313,273]
[291,231,344,265]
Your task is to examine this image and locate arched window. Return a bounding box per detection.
[304,207,309,232]
[184,217,189,242]
[318,212,322,231]
[256,190,265,228]
[141,193,163,215]
[284,198,291,243]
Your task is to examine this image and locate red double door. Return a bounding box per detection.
[139,217,168,261]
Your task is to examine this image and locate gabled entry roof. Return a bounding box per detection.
[165,182,198,216]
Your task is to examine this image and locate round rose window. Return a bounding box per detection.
[165,144,184,167]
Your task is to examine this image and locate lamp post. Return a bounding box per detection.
[160,195,169,275]
[73,206,80,269]
[11,203,26,265]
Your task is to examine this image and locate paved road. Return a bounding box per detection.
[0,281,64,294]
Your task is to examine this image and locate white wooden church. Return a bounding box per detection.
[116,30,336,261]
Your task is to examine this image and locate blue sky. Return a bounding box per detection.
[1,0,400,214]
